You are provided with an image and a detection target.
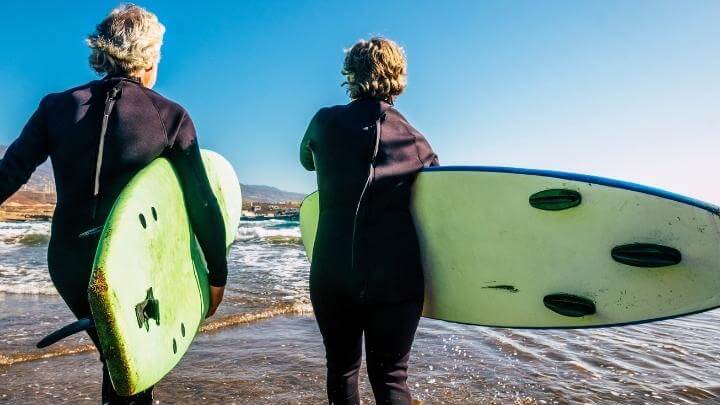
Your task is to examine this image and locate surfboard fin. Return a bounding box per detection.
[135,287,160,331]
[611,243,682,267]
[36,317,94,348]
[544,294,596,317]
[529,189,582,211]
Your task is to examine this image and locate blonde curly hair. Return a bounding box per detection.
[342,37,407,102]
[86,4,165,76]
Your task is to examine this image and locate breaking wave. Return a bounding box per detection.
[200,301,313,332]
[236,219,301,243]
[3,232,50,246]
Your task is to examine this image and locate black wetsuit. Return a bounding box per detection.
[0,76,228,403]
[300,98,438,404]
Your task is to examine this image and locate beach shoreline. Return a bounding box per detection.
[0,313,548,404]
[3,285,720,404]
[3,220,720,404]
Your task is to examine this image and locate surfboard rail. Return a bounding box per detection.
[422,166,719,215]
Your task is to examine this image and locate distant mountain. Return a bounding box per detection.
[241,184,306,203]
[0,145,55,194]
[0,145,305,204]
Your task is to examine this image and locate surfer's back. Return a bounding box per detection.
[29,77,190,239]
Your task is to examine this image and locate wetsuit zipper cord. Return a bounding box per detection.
[351,116,382,284]
[91,83,122,220]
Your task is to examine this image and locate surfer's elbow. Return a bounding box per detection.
[302,161,315,172]
[300,150,315,171]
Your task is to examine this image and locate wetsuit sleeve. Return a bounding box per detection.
[0,98,50,204]
[166,113,229,287]
[415,131,439,167]
[300,110,322,171]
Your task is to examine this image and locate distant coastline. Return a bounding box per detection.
[241,201,300,221]
[0,203,54,222]
[0,187,304,222]
[1,144,306,222]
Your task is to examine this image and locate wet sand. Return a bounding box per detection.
[0,315,543,404]
[4,311,720,404]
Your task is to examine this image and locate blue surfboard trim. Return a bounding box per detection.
[422,166,720,215]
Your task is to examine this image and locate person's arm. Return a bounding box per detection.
[0,98,50,204]
[300,110,325,171]
[414,131,439,167]
[165,113,227,317]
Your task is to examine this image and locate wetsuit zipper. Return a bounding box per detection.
[90,82,123,222]
[351,115,382,300]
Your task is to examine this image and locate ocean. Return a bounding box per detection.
[1,219,720,403]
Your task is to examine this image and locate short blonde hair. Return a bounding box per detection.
[86,4,165,76]
[342,37,408,101]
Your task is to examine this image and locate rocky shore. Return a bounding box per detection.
[0,203,54,222]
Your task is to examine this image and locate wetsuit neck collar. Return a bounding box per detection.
[103,74,143,86]
[351,97,393,110]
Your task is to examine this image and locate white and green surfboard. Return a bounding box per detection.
[88,150,241,395]
[300,167,720,329]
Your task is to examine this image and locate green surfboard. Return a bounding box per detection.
[88,150,241,395]
[300,167,720,329]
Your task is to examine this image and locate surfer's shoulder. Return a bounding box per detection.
[38,80,103,110]
[383,104,408,123]
[61,80,103,96]
[314,101,367,126]
[314,105,336,119]
[137,86,188,120]
[132,87,195,145]
[384,105,416,130]
[383,105,427,144]
[307,106,336,130]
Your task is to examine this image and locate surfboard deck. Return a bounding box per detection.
[88,150,241,395]
[299,167,720,329]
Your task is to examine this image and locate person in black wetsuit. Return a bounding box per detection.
[300,37,439,404]
[0,5,227,404]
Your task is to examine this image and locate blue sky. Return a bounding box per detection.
[1,1,718,201]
